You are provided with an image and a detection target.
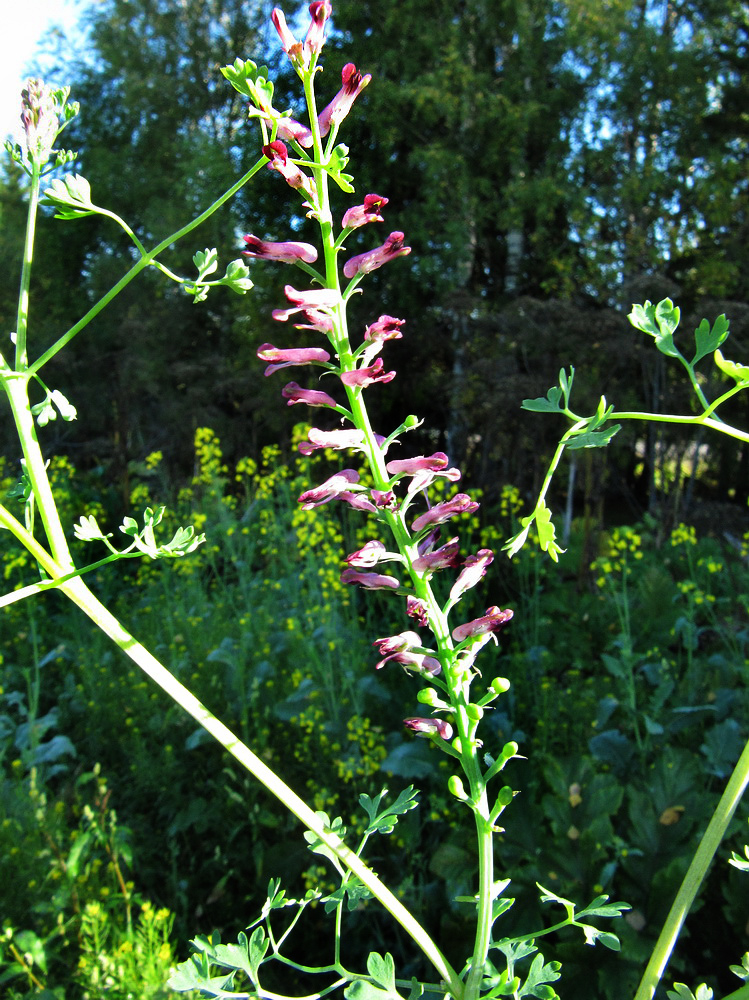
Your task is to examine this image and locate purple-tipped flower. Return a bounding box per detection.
[21,79,59,164]
[342,194,389,230]
[262,141,315,199]
[365,315,405,343]
[318,63,372,136]
[299,469,361,509]
[412,537,461,573]
[412,494,480,533]
[273,116,314,148]
[304,2,333,56]
[406,596,429,626]
[346,540,388,568]
[243,234,318,264]
[271,8,306,68]
[340,358,396,388]
[374,632,440,674]
[272,283,340,322]
[452,606,514,643]
[287,308,335,334]
[387,453,461,493]
[403,717,453,741]
[339,492,378,513]
[281,382,338,408]
[343,232,411,279]
[298,427,367,454]
[340,569,400,590]
[360,315,406,366]
[449,549,495,603]
[257,343,331,376]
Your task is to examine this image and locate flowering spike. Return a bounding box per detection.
[343,232,411,279]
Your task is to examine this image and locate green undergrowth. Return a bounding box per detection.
[2,431,749,998]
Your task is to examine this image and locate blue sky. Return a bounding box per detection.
[1,0,84,143]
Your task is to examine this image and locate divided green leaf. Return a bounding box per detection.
[359,785,419,835]
[692,314,729,364]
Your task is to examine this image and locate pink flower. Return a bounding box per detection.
[387,452,450,476]
[412,494,480,533]
[340,357,396,388]
[298,427,366,454]
[340,569,400,590]
[412,537,461,573]
[257,343,331,376]
[243,234,318,264]
[304,2,332,57]
[272,283,340,322]
[403,717,453,741]
[281,382,337,408]
[449,549,494,603]
[274,117,314,148]
[298,469,361,509]
[339,492,378,513]
[406,596,429,626]
[318,63,372,136]
[342,194,389,230]
[452,606,514,643]
[262,141,315,199]
[374,632,440,675]
[270,8,307,69]
[343,232,411,279]
[271,4,331,69]
[346,540,388,568]
[370,489,396,508]
[374,631,422,655]
[364,315,405,343]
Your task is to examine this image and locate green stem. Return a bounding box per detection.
[15,160,41,369]
[610,408,749,444]
[28,154,267,374]
[633,736,749,1000]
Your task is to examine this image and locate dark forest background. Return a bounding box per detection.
[2,0,749,526]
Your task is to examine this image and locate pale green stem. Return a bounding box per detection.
[15,159,41,369]
[633,737,749,1000]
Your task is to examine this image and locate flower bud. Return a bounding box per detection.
[448,775,469,801]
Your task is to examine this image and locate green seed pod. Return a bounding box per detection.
[497,785,514,807]
[502,741,519,759]
[490,677,511,696]
[417,687,441,706]
[466,703,484,722]
[404,414,420,427]
[448,775,468,800]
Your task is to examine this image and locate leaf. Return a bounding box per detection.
[714,349,749,386]
[322,877,373,913]
[516,952,562,999]
[629,299,680,357]
[692,314,729,364]
[303,812,347,864]
[326,144,355,193]
[42,173,95,218]
[74,514,109,543]
[533,500,565,562]
[368,952,397,993]
[666,984,713,1000]
[521,386,564,412]
[193,247,219,279]
[566,424,621,450]
[221,258,254,294]
[359,785,419,835]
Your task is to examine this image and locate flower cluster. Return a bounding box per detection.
[227,2,513,749]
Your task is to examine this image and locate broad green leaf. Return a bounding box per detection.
[368,952,397,993]
[42,173,95,218]
[521,386,563,412]
[222,259,254,294]
[692,314,729,364]
[629,299,680,357]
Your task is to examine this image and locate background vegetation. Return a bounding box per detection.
[2,0,749,997]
